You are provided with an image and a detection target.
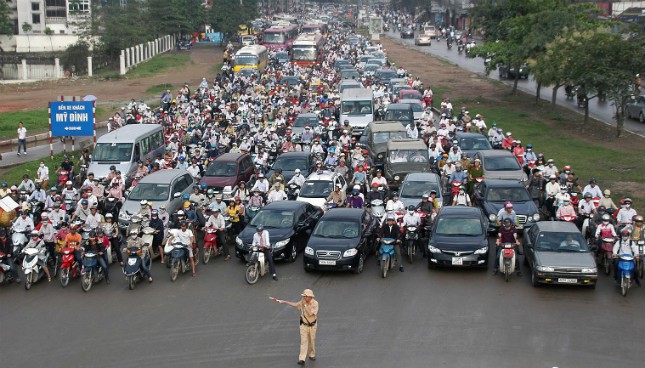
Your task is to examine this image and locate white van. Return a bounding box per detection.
[88,124,165,180]
[340,88,374,136]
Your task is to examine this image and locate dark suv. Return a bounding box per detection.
[303,208,378,274]
[471,179,540,233]
[200,153,254,198]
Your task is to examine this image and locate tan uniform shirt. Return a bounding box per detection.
[297,299,319,325]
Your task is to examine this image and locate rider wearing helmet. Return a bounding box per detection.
[493,218,521,276]
[598,189,618,211]
[125,228,153,283]
[452,185,471,206]
[616,198,638,226]
[189,186,207,207]
[71,199,90,222]
[632,215,644,241]
[496,201,516,226]
[378,214,404,272]
[402,205,421,227]
[24,230,52,282]
[613,226,639,285]
[83,229,110,284]
[578,192,596,233]
[252,224,277,280]
[347,189,364,209]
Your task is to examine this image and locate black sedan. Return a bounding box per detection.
[400,27,414,39]
[266,151,314,183]
[235,201,323,262]
[427,207,490,268]
[471,179,540,233]
[303,208,378,274]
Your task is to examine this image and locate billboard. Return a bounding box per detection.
[49,101,95,137]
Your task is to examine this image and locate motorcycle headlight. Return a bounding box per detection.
[532,213,540,221]
[536,266,554,272]
[343,248,358,258]
[474,246,488,255]
[394,175,400,181]
[235,236,243,246]
[119,212,131,221]
[428,245,440,253]
[377,153,384,159]
[581,267,597,274]
[305,246,314,256]
[489,214,497,222]
[274,239,289,249]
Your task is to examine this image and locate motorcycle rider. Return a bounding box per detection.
[415,193,435,215]
[24,230,52,282]
[595,214,617,256]
[148,210,165,263]
[492,218,521,277]
[452,185,472,206]
[251,173,270,193]
[102,213,123,266]
[0,229,21,283]
[377,214,404,272]
[346,190,364,208]
[613,226,639,285]
[168,222,196,277]
[70,199,90,223]
[578,193,596,234]
[125,230,153,283]
[366,183,385,203]
[232,181,250,202]
[189,186,208,208]
[28,184,46,206]
[37,213,56,260]
[17,174,36,193]
[13,209,35,232]
[267,182,287,203]
[288,169,306,188]
[386,192,405,213]
[85,206,103,229]
[543,159,559,179]
[208,195,228,215]
[632,216,644,241]
[582,178,603,198]
[83,230,109,284]
[496,202,517,225]
[326,184,346,208]
[556,198,577,221]
[616,198,637,227]
[252,224,277,280]
[598,189,618,211]
[402,205,421,227]
[268,169,286,188]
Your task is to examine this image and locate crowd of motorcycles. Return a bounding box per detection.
[1,20,643,295]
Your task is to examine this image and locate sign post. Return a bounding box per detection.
[49,101,96,159]
[369,17,383,42]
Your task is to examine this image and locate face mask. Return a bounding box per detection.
[626,204,631,208]
[549,163,553,167]
[40,164,44,167]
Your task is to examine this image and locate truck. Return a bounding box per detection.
[339,87,374,137]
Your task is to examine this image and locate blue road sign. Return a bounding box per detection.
[50,101,95,137]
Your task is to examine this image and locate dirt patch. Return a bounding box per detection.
[0,45,222,111]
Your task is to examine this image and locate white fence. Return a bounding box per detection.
[1,63,63,80]
[119,35,175,75]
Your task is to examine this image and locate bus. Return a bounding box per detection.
[262,25,298,51]
[233,45,268,73]
[291,33,325,66]
[301,23,328,37]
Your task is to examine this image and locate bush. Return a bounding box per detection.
[61,41,90,74]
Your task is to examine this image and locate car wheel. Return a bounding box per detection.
[287,243,298,263]
[353,253,364,274]
[640,112,644,124]
[531,271,540,287]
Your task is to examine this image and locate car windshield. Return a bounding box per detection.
[459,137,492,151]
[535,232,590,252]
[273,157,308,171]
[292,47,316,61]
[401,92,422,100]
[388,150,428,163]
[93,143,132,162]
[341,101,373,115]
[249,210,294,228]
[400,181,441,198]
[377,70,396,79]
[128,183,170,201]
[485,187,531,202]
[373,131,407,144]
[313,220,360,238]
[367,59,383,66]
[484,156,521,171]
[435,218,483,236]
[406,102,423,111]
[299,180,333,198]
[364,64,379,72]
[205,162,238,177]
[294,116,319,127]
[384,109,412,121]
[342,70,359,78]
[276,51,289,59]
[394,86,412,94]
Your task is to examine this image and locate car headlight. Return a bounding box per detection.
[474,246,488,255]
[343,248,358,258]
[428,245,440,253]
[532,213,540,221]
[305,246,314,256]
[377,153,384,159]
[536,266,554,272]
[394,175,400,181]
[274,239,289,249]
[235,236,243,246]
[489,214,497,222]
[581,267,597,274]
[119,212,131,221]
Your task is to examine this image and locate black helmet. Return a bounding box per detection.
[597,205,606,213]
[88,230,97,238]
[503,218,513,227]
[109,165,116,171]
[408,205,415,211]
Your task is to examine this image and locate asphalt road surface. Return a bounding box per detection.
[385,30,645,138]
[2,237,644,368]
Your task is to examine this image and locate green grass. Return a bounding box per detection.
[0,107,106,140]
[2,150,86,188]
[126,53,192,78]
[145,83,175,95]
[209,63,224,75]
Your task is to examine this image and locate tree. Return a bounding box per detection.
[98,1,150,60]
[208,0,259,38]
[0,0,12,36]
[147,0,205,37]
[22,22,32,53]
[44,27,54,52]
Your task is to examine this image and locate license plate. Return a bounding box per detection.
[558,278,577,284]
[451,257,463,265]
[127,258,137,266]
[319,260,336,266]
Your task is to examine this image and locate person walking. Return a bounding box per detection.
[17,121,27,156]
[277,289,319,365]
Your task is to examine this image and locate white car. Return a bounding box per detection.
[415,33,432,46]
[296,170,348,209]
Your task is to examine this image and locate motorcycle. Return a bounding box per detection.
[617,254,635,297]
[140,226,159,260]
[246,205,261,220]
[379,238,396,278]
[245,246,269,285]
[11,227,29,255]
[559,214,578,223]
[75,164,88,188]
[457,43,464,54]
[80,251,105,292]
[167,242,191,281]
[58,245,79,287]
[58,170,70,188]
[499,243,516,282]
[103,196,119,219]
[0,251,17,285]
[123,245,151,290]
[287,184,301,200]
[29,200,44,224]
[404,225,419,264]
[598,237,616,275]
[369,199,385,223]
[202,227,220,264]
[635,239,645,279]
[21,246,49,290]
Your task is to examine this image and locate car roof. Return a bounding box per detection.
[320,208,364,220]
[138,169,188,184]
[213,152,247,162]
[97,124,161,144]
[534,221,580,233]
[398,99,423,105]
[370,122,407,132]
[457,132,487,139]
[386,103,412,110]
[296,112,318,118]
[403,172,440,182]
[262,200,308,211]
[387,138,425,150]
[481,179,525,188]
[274,151,312,160]
[477,150,515,158]
[437,206,482,217]
[306,170,338,181]
[339,79,361,86]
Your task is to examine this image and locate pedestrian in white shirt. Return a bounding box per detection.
[37,161,49,189]
[17,121,27,155]
[267,183,287,203]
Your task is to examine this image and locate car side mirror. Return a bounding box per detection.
[173,192,181,198]
[305,229,312,235]
[297,221,306,228]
